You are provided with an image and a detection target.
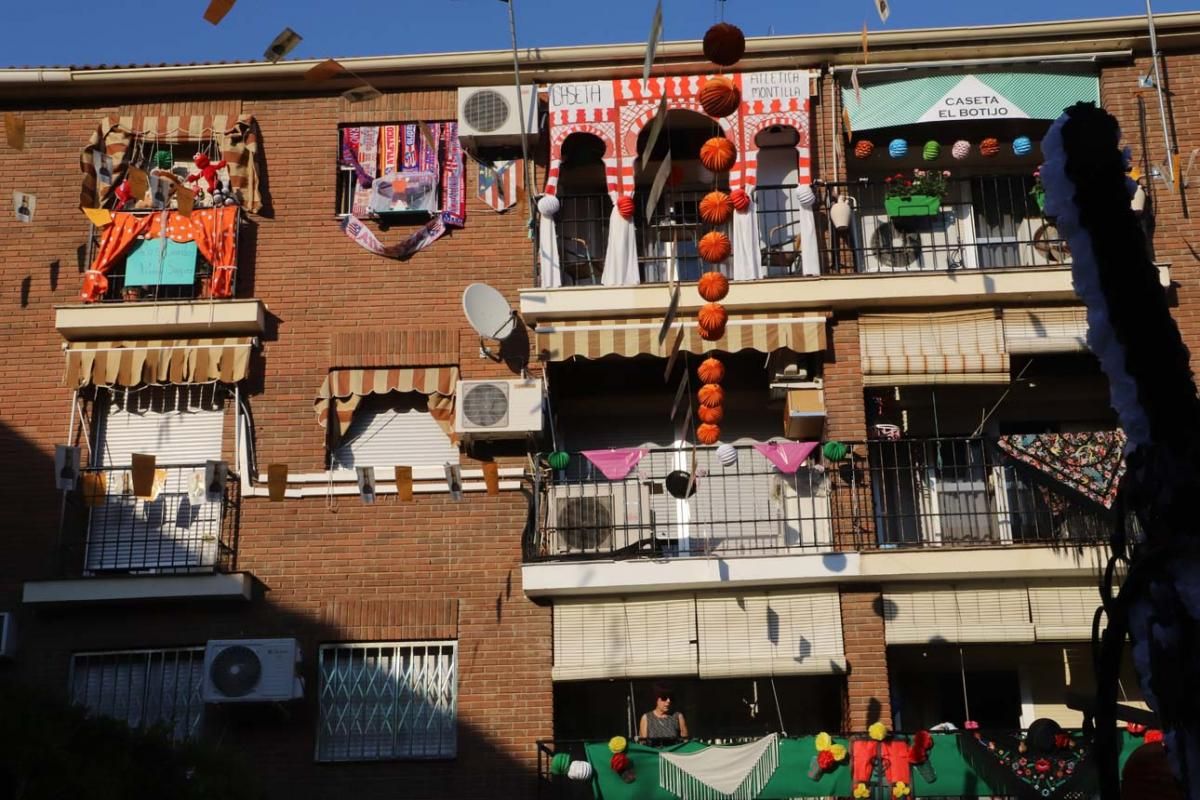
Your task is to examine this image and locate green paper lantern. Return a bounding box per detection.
[550,752,571,776]
[153,150,174,170]
[822,441,849,461]
[547,451,570,470]
[922,140,941,161]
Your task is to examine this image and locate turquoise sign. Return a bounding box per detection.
[125,239,198,286]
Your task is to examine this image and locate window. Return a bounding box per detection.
[69,648,205,740]
[336,123,448,218]
[317,641,458,762]
[331,394,459,471]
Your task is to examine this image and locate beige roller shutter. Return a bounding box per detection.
[884,584,1034,644]
[697,590,845,678]
[860,310,1009,386]
[552,596,697,681]
[1003,307,1089,354]
[1030,584,1098,641]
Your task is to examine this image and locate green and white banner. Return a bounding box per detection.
[842,70,1101,131]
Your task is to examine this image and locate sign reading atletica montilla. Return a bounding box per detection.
[741,70,809,103]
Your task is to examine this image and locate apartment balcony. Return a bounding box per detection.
[55,208,265,341]
[24,463,250,604]
[522,437,1111,597]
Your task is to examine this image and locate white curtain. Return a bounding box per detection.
[601,205,640,286]
[797,201,820,277]
[731,198,763,281]
[538,211,562,288]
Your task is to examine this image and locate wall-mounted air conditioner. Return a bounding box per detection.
[457,86,541,149]
[455,378,543,439]
[546,482,653,557]
[0,612,15,659]
[201,638,303,703]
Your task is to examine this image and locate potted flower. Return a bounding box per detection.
[883,169,949,218]
[1030,168,1046,213]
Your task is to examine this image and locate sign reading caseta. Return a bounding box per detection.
[917,75,1029,123]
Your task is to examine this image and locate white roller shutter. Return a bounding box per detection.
[884,584,1034,644]
[332,394,459,470]
[697,590,845,678]
[552,596,697,681]
[1003,307,1089,354]
[95,386,225,467]
[1030,584,1098,641]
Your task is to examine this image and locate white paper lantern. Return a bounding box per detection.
[537,194,561,217]
[568,761,594,781]
[716,444,738,466]
[794,184,816,208]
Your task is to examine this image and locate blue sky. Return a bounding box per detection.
[1,0,1194,68]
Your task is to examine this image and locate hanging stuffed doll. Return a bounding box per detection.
[186,152,227,199]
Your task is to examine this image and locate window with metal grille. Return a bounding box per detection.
[69,648,205,741]
[317,641,457,762]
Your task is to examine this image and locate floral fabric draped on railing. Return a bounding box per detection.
[996,430,1127,509]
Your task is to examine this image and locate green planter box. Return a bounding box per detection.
[884,194,942,218]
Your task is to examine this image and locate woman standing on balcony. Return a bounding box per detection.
[639,683,689,742]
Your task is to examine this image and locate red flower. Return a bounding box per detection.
[909,731,934,764]
[1055,733,1073,750]
[1145,729,1164,744]
[610,753,630,773]
[1035,758,1052,774]
[904,180,912,187]
[1126,723,1147,735]
[817,750,836,771]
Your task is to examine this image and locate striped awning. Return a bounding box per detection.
[64,338,252,389]
[1002,306,1089,354]
[859,310,1009,385]
[314,366,459,439]
[535,314,828,361]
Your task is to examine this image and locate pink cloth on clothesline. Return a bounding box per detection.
[752,441,819,474]
[581,448,648,481]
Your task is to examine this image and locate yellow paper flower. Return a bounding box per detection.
[608,735,627,754]
[830,743,848,762]
[893,781,912,797]
[815,732,833,752]
[853,783,871,799]
[868,722,888,741]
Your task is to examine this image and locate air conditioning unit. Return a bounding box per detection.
[455,378,543,440]
[546,483,653,556]
[0,612,15,659]
[201,638,303,703]
[457,85,541,149]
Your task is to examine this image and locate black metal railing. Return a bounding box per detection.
[85,209,243,303]
[77,463,239,574]
[527,436,1109,562]
[816,175,1069,275]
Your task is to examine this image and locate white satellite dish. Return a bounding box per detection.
[463,283,517,359]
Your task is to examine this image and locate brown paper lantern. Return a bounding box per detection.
[699,136,737,173]
[703,22,746,67]
[698,383,725,408]
[697,355,725,383]
[729,188,751,211]
[697,271,730,302]
[699,191,733,225]
[697,404,724,424]
[698,231,732,263]
[980,137,1001,157]
[696,423,721,445]
[616,195,636,219]
[699,76,741,118]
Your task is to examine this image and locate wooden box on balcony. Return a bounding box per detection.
[783,384,826,440]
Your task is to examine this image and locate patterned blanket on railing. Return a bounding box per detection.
[996,430,1127,509]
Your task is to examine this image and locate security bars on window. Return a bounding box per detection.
[69,647,206,741]
[317,641,458,762]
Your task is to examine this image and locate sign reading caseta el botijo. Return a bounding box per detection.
[917,75,1029,123]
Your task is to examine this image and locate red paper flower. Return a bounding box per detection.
[1055,733,1073,750]
[1145,729,1164,744]
[1035,758,1052,774]
[1126,723,1147,735]
[817,750,836,771]
[610,752,630,773]
[909,730,934,764]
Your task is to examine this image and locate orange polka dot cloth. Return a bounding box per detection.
[81,207,240,303]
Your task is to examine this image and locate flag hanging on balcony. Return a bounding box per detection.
[753,441,819,474]
[658,733,780,800]
[476,159,520,213]
[996,430,1126,509]
[581,448,647,481]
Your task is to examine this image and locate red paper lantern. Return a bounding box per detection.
[729,188,751,211]
[610,753,630,773]
[699,322,726,341]
[699,76,741,118]
[854,140,875,159]
[696,423,721,445]
[697,355,725,383]
[697,271,730,302]
[697,404,724,424]
[703,22,746,67]
[699,137,737,173]
[698,302,728,332]
[698,231,732,263]
[616,195,636,219]
[698,384,725,408]
[699,191,733,225]
[980,137,1001,157]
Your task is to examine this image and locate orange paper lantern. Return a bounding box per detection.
[616,195,636,219]
[699,191,733,225]
[697,355,725,384]
[697,271,730,302]
[698,302,728,332]
[698,383,725,408]
[696,423,721,445]
[699,76,741,118]
[697,404,724,424]
[729,188,750,211]
[698,231,732,263]
[980,137,1001,157]
[700,137,737,173]
[699,322,726,342]
[854,140,875,159]
[703,22,746,67]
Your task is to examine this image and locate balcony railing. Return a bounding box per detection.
[77,463,239,575]
[528,436,1108,562]
[545,174,1068,286]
